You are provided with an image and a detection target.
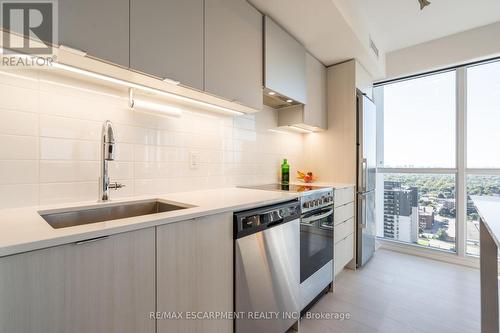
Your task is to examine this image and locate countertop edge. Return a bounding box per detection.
[472,196,500,246]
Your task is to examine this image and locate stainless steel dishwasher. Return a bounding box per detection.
[234,200,301,333]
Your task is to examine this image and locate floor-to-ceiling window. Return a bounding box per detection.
[375,71,457,252]
[375,59,500,257]
[465,61,500,256]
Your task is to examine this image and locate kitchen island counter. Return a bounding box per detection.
[472,195,500,333]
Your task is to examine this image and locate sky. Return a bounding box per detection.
[379,60,500,169]
[467,61,500,168]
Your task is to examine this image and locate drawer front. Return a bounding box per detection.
[343,233,354,267]
[334,218,354,244]
[334,202,355,226]
[334,186,355,208]
[334,233,355,277]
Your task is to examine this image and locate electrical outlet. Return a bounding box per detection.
[189,151,200,169]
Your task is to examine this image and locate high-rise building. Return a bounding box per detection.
[419,207,434,230]
[384,181,419,243]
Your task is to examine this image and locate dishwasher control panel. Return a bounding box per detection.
[234,200,301,239]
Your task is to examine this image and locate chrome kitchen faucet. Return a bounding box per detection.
[99,120,124,201]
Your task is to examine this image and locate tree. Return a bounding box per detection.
[435,228,448,241]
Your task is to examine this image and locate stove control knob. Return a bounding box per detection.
[303,202,309,209]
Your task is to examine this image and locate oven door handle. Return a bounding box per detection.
[301,209,333,225]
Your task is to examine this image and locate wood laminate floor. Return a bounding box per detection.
[300,249,480,333]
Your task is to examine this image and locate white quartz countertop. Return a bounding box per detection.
[472,196,500,246]
[0,188,299,257]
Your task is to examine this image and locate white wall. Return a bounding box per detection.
[0,69,304,209]
[385,21,500,79]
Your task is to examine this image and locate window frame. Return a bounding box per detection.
[375,59,500,259]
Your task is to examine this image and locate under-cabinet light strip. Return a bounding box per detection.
[51,62,245,116]
[288,125,314,134]
[128,88,182,118]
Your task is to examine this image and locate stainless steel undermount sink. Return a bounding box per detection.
[39,200,192,229]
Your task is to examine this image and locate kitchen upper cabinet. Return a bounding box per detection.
[59,0,130,67]
[0,229,155,333]
[278,52,327,129]
[304,53,327,129]
[356,61,374,100]
[156,213,233,333]
[205,0,263,110]
[264,16,307,104]
[130,0,204,90]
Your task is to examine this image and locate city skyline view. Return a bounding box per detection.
[375,60,500,256]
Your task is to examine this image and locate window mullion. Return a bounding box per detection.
[456,67,467,258]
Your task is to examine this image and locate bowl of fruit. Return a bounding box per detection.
[297,170,317,183]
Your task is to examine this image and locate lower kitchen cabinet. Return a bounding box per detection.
[333,186,356,277]
[0,228,156,333]
[156,213,233,333]
[334,233,355,277]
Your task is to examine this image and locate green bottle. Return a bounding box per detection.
[281,159,290,185]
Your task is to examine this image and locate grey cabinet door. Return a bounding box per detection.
[264,16,306,104]
[304,52,327,129]
[130,0,204,90]
[59,0,129,67]
[0,229,156,333]
[156,214,233,333]
[205,0,263,110]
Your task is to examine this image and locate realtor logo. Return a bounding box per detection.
[1,1,57,54]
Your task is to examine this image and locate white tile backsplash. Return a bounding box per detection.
[0,109,39,136]
[0,83,38,113]
[39,115,101,140]
[39,161,99,183]
[39,182,98,205]
[0,184,39,209]
[0,135,39,160]
[0,160,39,184]
[0,69,305,208]
[40,137,100,161]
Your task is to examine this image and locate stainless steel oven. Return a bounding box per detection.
[299,188,334,312]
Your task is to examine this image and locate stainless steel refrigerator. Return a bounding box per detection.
[356,91,377,267]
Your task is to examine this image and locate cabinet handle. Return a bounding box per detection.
[75,235,109,245]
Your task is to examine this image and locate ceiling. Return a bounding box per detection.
[249,0,385,78]
[356,0,500,52]
[249,0,500,80]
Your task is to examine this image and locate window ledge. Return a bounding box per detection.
[378,238,480,269]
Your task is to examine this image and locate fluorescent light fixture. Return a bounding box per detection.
[286,99,293,103]
[288,125,314,134]
[129,88,182,117]
[268,91,276,95]
[51,62,245,116]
